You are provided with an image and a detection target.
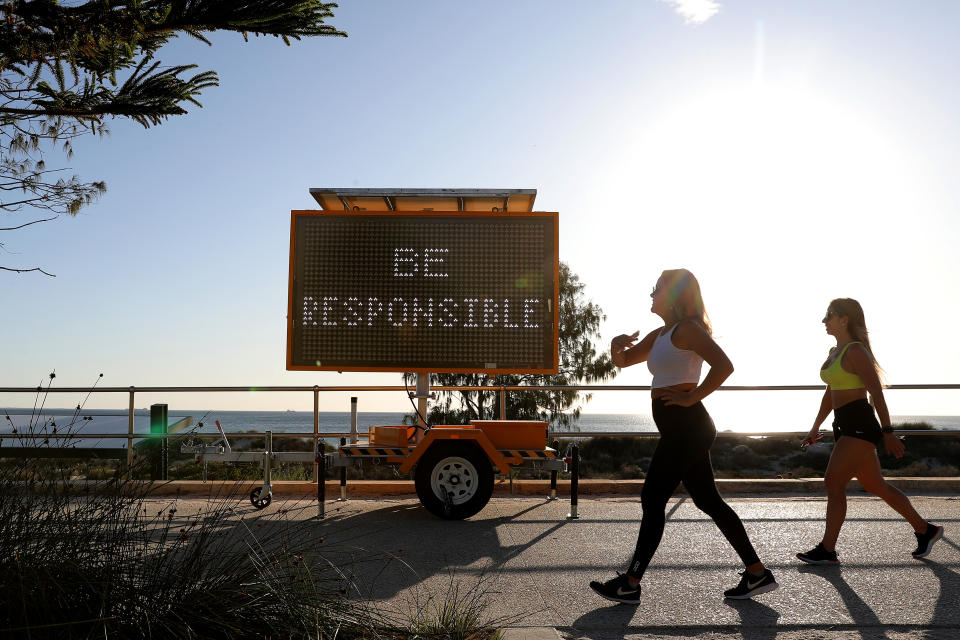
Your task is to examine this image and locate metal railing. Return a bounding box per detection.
[3,384,958,479]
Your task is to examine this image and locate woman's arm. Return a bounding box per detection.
[803,387,832,448]
[814,387,833,429]
[611,328,659,368]
[846,344,904,457]
[660,321,733,406]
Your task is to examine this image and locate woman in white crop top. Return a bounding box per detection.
[589,269,777,604]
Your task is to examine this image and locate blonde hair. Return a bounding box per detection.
[660,269,712,335]
[829,297,883,379]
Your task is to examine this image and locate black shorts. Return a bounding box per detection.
[832,398,882,446]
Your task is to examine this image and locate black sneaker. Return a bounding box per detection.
[589,572,641,604]
[797,542,839,565]
[723,569,779,599]
[912,523,944,558]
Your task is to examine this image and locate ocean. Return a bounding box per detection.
[2,408,958,448]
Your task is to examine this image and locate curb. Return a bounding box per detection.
[501,627,561,640]
[138,477,960,497]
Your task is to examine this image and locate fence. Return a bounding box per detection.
[2,384,958,481]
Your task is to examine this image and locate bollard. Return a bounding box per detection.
[149,404,168,481]
[338,437,348,501]
[264,430,273,495]
[549,439,559,500]
[349,396,358,444]
[567,443,580,520]
[317,443,326,519]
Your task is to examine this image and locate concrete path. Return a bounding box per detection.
[174,492,960,639]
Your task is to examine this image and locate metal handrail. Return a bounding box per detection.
[3,384,960,392]
[3,383,958,474]
[2,429,957,440]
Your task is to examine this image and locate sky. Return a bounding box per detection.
[3,0,960,422]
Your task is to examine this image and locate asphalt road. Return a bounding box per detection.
[170,492,959,640]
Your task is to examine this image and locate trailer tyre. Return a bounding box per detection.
[415,442,494,520]
[250,486,272,510]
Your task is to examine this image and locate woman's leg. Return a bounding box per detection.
[627,437,686,580]
[822,436,877,550]
[854,451,927,532]
[683,452,762,570]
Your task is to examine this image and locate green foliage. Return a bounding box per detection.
[0,459,366,637]
[573,426,960,479]
[407,262,616,429]
[1,386,503,639]
[574,436,657,478]
[393,574,510,640]
[2,1,345,275]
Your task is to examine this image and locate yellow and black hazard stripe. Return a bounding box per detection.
[499,449,559,461]
[338,447,414,457]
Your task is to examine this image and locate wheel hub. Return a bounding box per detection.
[431,456,478,505]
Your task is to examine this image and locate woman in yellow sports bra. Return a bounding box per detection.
[797,298,943,565]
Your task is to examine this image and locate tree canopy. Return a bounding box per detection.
[406,262,617,431]
[1,1,346,275]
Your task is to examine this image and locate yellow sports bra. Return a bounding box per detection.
[820,342,865,390]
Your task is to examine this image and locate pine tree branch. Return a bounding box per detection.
[0,265,55,276]
[0,216,57,230]
[1,1,346,75]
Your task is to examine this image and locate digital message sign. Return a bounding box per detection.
[287,211,559,373]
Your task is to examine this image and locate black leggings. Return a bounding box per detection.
[627,398,761,579]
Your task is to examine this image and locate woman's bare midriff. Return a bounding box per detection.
[831,388,868,409]
[651,382,697,399]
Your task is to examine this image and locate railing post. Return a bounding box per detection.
[127,386,135,470]
[500,386,506,419]
[338,436,348,501]
[317,443,326,519]
[263,430,273,501]
[567,444,580,520]
[313,386,319,482]
[549,438,559,500]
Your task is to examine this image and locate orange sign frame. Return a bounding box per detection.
[286,210,559,374]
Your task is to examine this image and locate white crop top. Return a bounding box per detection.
[647,325,704,388]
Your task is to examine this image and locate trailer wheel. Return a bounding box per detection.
[414,442,494,520]
[250,486,272,510]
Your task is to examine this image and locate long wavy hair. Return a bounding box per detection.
[659,269,712,335]
[829,297,883,379]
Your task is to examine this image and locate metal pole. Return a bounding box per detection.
[264,430,273,496]
[317,443,326,519]
[567,444,580,520]
[127,387,135,470]
[350,396,358,443]
[549,439,559,500]
[416,374,430,438]
[313,386,319,482]
[500,386,506,419]
[338,436,348,501]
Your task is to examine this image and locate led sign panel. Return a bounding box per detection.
[287,211,559,373]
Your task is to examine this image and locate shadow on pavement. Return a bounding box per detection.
[294,498,560,605]
[724,598,781,640]
[921,541,960,639]
[797,564,890,639]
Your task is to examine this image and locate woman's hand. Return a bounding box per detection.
[883,432,905,458]
[660,389,699,407]
[611,331,640,353]
[801,428,823,451]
